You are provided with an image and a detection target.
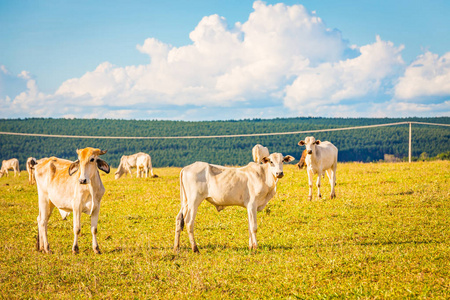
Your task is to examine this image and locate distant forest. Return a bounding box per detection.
[1,117,449,169]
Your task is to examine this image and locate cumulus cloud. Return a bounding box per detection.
[394,51,450,100]
[284,36,405,116]
[1,1,448,119]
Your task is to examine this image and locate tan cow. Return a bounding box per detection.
[174,153,295,253]
[26,157,37,184]
[298,136,338,200]
[28,157,70,219]
[252,144,270,163]
[34,147,110,254]
[114,152,156,179]
[296,149,307,169]
[0,158,20,177]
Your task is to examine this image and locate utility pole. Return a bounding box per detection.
[409,122,412,163]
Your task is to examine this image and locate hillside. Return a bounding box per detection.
[1,117,449,168]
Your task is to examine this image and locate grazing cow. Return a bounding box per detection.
[252,144,270,164]
[27,157,37,184]
[174,153,295,253]
[114,152,156,179]
[0,158,20,177]
[296,149,308,169]
[34,147,110,254]
[298,136,338,200]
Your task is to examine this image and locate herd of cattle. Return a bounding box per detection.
[1,136,338,254]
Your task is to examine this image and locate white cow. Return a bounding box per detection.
[0,158,20,177]
[34,147,110,254]
[114,152,155,179]
[252,144,270,164]
[174,153,295,253]
[298,136,338,200]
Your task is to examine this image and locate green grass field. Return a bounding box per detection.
[1,161,449,299]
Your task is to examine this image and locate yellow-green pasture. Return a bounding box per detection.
[1,161,449,299]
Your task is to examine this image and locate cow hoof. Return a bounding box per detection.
[307,196,312,201]
[72,245,79,254]
[94,246,101,254]
[192,245,200,253]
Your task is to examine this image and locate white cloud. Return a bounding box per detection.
[394,51,450,100]
[1,1,448,119]
[284,36,405,115]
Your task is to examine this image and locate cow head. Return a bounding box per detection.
[69,148,110,184]
[114,155,129,180]
[0,170,4,178]
[262,153,295,179]
[298,136,320,155]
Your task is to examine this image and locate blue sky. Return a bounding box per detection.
[1,0,449,120]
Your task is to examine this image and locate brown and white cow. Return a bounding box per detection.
[34,148,110,254]
[114,152,156,179]
[0,158,20,177]
[298,136,338,200]
[296,149,308,169]
[252,144,270,164]
[174,153,295,253]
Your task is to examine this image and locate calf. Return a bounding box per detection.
[298,136,338,200]
[34,148,110,254]
[252,144,270,164]
[0,158,20,177]
[174,153,295,253]
[115,152,156,179]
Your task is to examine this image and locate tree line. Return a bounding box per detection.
[1,117,449,170]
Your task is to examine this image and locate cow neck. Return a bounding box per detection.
[310,149,320,165]
[262,163,278,189]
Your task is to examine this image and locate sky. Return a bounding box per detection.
[1,0,449,120]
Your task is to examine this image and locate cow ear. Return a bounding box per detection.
[283,155,295,163]
[99,149,107,155]
[315,140,321,145]
[298,140,305,146]
[97,158,110,174]
[262,157,270,164]
[68,160,79,176]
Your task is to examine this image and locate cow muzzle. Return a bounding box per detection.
[276,172,284,178]
[79,178,89,185]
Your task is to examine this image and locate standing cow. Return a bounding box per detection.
[174,153,295,253]
[0,158,20,177]
[298,136,338,200]
[26,157,37,184]
[252,144,270,164]
[34,148,110,254]
[114,152,156,179]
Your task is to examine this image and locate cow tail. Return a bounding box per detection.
[36,220,40,251]
[179,169,186,231]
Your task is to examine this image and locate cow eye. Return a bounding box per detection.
[90,158,95,162]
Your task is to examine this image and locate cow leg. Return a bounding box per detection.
[72,205,82,254]
[316,173,322,199]
[37,197,54,253]
[90,205,101,254]
[173,209,184,253]
[247,203,258,250]
[183,202,200,253]
[307,169,314,201]
[329,167,337,199]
